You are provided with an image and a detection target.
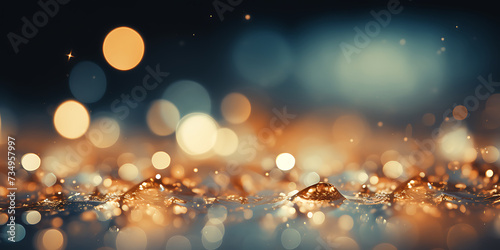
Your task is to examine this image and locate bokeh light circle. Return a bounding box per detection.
[69,61,106,103]
[176,113,218,156]
[234,30,292,87]
[86,117,120,148]
[276,153,296,171]
[24,211,41,225]
[119,163,139,181]
[53,100,90,139]
[21,153,41,171]
[166,235,191,250]
[221,93,251,124]
[213,128,239,156]
[103,27,145,71]
[281,228,301,249]
[151,151,171,170]
[147,100,180,136]
[116,226,147,250]
[383,161,403,179]
[162,80,211,117]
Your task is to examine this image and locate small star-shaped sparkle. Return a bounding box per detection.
[66,51,74,61]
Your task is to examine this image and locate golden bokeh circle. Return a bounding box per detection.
[103,27,145,71]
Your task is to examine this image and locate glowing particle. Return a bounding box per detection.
[312,211,325,225]
[53,100,90,139]
[486,169,494,178]
[338,215,354,231]
[21,153,41,171]
[24,211,41,225]
[151,151,171,170]
[383,161,403,179]
[176,113,218,156]
[66,50,74,61]
[276,153,295,171]
[245,14,251,20]
[118,163,139,181]
[400,39,406,45]
[194,168,198,173]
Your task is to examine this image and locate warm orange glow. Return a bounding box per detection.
[221,93,251,124]
[53,100,90,139]
[103,27,145,71]
[453,105,468,120]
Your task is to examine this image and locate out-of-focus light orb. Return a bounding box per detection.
[116,227,148,250]
[119,163,139,181]
[380,150,400,165]
[244,14,251,20]
[233,30,292,87]
[213,128,239,156]
[0,213,8,224]
[21,153,41,171]
[166,235,191,250]
[400,38,406,45]
[69,61,107,103]
[453,105,468,120]
[42,173,57,187]
[486,169,494,178]
[447,223,477,250]
[103,27,144,71]
[276,153,295,171]
[333,237,359,250]
[86,117,120,148]
[151,151,171,170]
[24,211,41,225]
[281,228,301,249]
[482,146,499,163]
[312,211,325,225]
[440,128,473,161]
[207,205,228,222]
[3,224,25,242]
[163,80,211,117]
[202,225,224,246]
[176,113,218,156]
[221,93,251,124]
[147,100,180,136]
[41,228,65,250]
[383,161,403,179]
[53,100,90,139]
[338,214,354,231]
[370,176,379,185]
[303,172,320,186]
[422,113,436,126]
